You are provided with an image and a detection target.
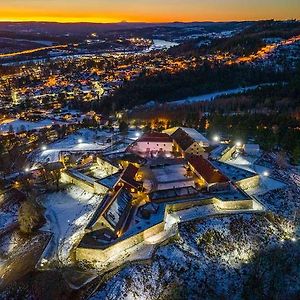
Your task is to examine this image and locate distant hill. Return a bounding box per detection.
[0,21,253,35]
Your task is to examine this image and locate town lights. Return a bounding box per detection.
[213,135,220,142]
[78,138,83,143]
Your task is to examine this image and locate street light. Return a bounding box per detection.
[41,145,47,151]
[235,141,242,147]
[78,138,83,143]
[213,135,220,142]
[135,132,141,138]
[263,171,269,177]
[24,168,30,173]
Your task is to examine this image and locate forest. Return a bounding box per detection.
[88,64,287,114]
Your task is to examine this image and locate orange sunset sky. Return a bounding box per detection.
[0,0,299,23]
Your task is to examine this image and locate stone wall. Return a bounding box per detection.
[61,172,95,194]
[236,175,260,190]
[219,145,236,162]
[76,195,254,267]
[167,197,253,212]
[61,171,109,195]
[94,182,110,195]
[96,157,119,175]
[76,221,165,265]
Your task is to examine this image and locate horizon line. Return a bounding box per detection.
[0,18,298,25]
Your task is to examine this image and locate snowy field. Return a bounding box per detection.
[139,84,276,108]
[33,129,114,163]
[39,185,105,266]
[0,118,67,133]
[147,39,178,51]
[171,85,265,106]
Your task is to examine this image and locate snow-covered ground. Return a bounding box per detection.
[226,154,286,195]
[147,40,178,51]
[0,210,17,231]
[0,230,29,267]
[228,153,300,222]
[258,168,300,221]
[88,165,112,180]
[89,214,288,300]
[171,85,266,106]
[0,118,67,133]
[32,129,113,163]
[138,84,277,109]
[0,199,19,231]
[39,185,105,266]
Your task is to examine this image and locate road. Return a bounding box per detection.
[0,44,69,58]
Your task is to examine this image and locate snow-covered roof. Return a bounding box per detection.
[105,188,132,229]
[179,127,209,144]
[97,172,121,189]
[150,186,198,202]
[211,161,257,182]
[68,169,95,185]
[209,145,228,160]
[164,127,209,145]
[244,144,260,152]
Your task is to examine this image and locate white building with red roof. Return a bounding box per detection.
[128,132,173,157]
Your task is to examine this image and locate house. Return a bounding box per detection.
[187,155,229,191]
[115,163,143,193]
[128,132,173,157]
[164,127,210,157]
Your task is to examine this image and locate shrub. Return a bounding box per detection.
[18,201,45,234]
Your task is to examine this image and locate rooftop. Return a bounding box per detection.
[120,163,141,189]
[150,186,198,202]
[97,172,121,189]
[104,188,133,231]
[137,132,173,144]
[211,160,257,182]
[188,155,229,184]
[164,127,210,149]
